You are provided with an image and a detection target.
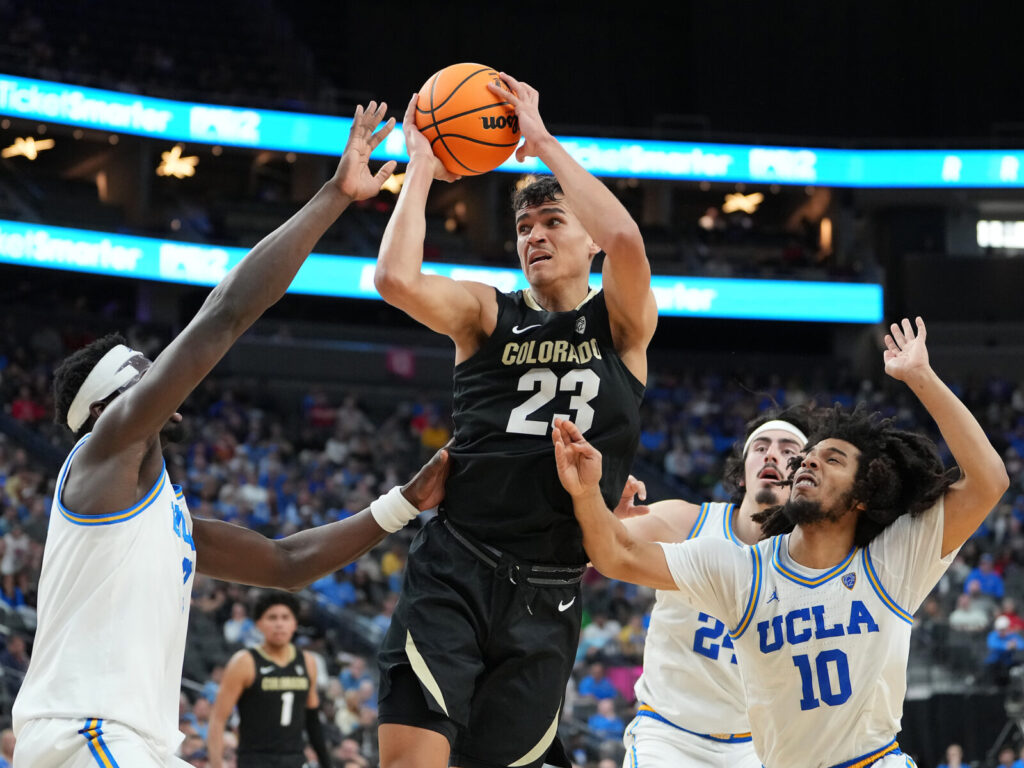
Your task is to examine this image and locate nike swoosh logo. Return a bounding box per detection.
[260,665,275,674]
[512,324,541,334]
[558,597,576,612]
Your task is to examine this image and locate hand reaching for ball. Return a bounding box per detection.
[332,101,399,201]
[487,72,553,163]
[403,94,461,183]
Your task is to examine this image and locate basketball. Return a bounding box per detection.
[414,63,521,176]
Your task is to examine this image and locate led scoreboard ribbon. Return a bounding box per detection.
[2,74,1022,187]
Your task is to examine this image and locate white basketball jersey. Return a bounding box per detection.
[634,502,750,739]
[660,498,954,768]
[13,435,196,753]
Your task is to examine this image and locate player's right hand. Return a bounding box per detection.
[613,475,650,519]
[552,418,604,498]
[403,94,461,182]
[402,441,452,511]
[332,101,398,201]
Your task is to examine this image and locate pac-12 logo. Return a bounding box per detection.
[481,115,520,133]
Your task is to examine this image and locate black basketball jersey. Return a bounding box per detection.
[443,288,644,565]
[237,645,309,757]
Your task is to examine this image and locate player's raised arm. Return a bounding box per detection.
[883,317,1009,555]
[492,73,658,363]
[193,445,449,590]
[374,95,497,352]
[552,418,676,589]
[87,104,398,454]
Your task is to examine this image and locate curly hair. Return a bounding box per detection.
[52,332,128,437]
[751,404,958,546]
[253,590,300,622]
[722,404,818,504]
[511,175,563,212]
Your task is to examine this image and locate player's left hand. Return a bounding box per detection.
[487,72,552,163]
[613,475,650,519]
[552,418,603,497]
[883,316,931,383]
[401,441,452,511]
[332,101,398,201]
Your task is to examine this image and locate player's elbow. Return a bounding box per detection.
[373,264,418,304]
[602,221,644,259]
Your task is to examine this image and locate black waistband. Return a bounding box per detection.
[441,518,585,587]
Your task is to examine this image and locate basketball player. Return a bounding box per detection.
[11,104,453,768]
[615,408,811,768]
[208,592,328,768]
[373,72,658,768]
[553,318,1009,768]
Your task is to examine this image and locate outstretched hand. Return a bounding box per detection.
[883,316,931,383]
[486,72,552,163]
[401,441,452,511]
[613,475,650,519]
[333,102,398,201]
[401,94,461,182]
[552,418,603,498]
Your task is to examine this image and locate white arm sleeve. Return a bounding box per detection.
[657,537,755,631]
[864,496,957,615]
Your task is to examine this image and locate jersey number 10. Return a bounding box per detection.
[506,368,600,436]
[793,650,852,710]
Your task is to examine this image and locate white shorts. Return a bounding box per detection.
[14,718,189,768]
[622,714,760,768]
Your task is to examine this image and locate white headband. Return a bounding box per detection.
[66,344,142,431]
[742,419,808,457]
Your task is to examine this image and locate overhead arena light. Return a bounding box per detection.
[156,144,198,178]
[2,136,55,160]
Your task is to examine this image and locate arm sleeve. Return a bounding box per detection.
[305,706,332,768]
[866,497,958,615]
[657,537,755,631]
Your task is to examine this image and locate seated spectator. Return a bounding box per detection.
[0,634,29,699]
[937,743,964,768]
[1012,744,1024,768]
[998,747,1017,768]
[999,597,1024,632]
[310,570,357,607]
[577,611,622,662]
[587,698,625,741]
[200,664,224,703]
[0,728,14,768]
[223,601,260,646]
[373,592,398,635]
[964,553,1005,600]
[339,655,373,692]
[577,661,618,702]
[985,615,1024,686]
[949,593,992,634]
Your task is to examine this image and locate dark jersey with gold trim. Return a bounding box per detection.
[443,288,644,565]
[237,645,309,757]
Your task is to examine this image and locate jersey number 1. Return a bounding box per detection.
[280,690,295,726]
[506,368,600,435]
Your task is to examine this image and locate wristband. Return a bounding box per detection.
[370,486,420,532]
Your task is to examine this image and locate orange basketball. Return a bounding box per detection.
[414,63,521,176]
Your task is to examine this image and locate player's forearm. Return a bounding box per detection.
[274,510,389,590]
[206,717,227,768]
[534,136,644,256]
[908,367,1008,496]
[573,488,655,585]
[375,160,433,296]
[202,183,352,332]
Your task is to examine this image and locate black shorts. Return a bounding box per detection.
[237,754,304,768]
[378,516,583,768]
